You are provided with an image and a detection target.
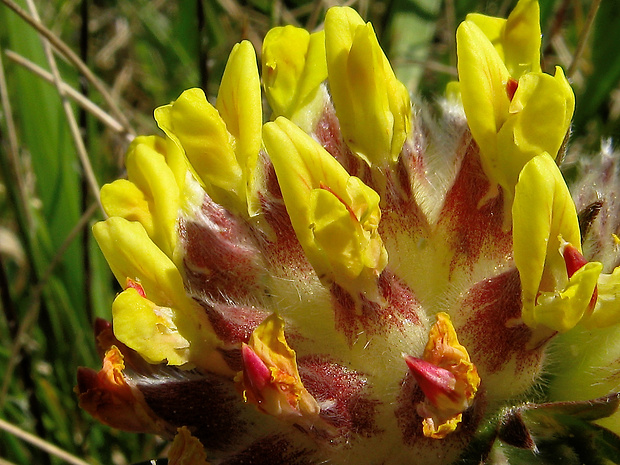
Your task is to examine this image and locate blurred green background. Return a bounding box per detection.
[0,0,617,463]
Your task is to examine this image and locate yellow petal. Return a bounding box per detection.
[112,288,191,366]
[534,261,602,332]
[583,267,620,329]
[263,25,311,117]
[325,6,411,165]
[262,26,327,127]
[409,312,480,439]
[216,40,262,216]
[423,313,480,410]
[100,135,187,259]
[502,0,542,76]
[101,179,154,237]
[457,19,511,182]
[154,88,242,203]
[495,68,575,194]
[133,135,189,195]
[93,217,185,306]
[263,117,388,294]
[126,138,181,258]
[512,153,583,330]
[467,0,541,77]
[465,13,504,50]
[76,346,167,434]
[169,427,210,465]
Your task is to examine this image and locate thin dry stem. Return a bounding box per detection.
[0,457,19,465]
[0,418,92,465]
[25,0,104,213]
[0,0,135,136]
[5,49,129,136]
[0,37,34,232]
[567,0,601,78]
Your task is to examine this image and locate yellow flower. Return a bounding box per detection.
[325,6,411,166]
[466,0,541,78]
[79,3,620,464]
[168,427,211,465]
[236,313,321,427]
[405,313,480,439]
[93,217,225,371]
[456,0,574,203]
[155,41,261,216]
[263,116,387,299]
[513,153,620,336]
[100,135,184,259]
[77,346,168,434]
[262,26,328,131]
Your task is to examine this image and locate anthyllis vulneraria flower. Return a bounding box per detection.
[77,2,620,464]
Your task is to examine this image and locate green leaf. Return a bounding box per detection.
[384,0,442,93]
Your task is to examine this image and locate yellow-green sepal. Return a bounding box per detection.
[583,267,620,329]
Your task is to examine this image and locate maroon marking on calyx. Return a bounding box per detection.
[394,372,428,443]
[313,105,373,185]
[258,194,314,274]
[299,355,380,439]
[383,144,414,208]
[264,159,284,200]
[439,140,511,273]
[202,302,267,345]
[331,270,421,344]
[181,197,264,302]
[459,269,541,374]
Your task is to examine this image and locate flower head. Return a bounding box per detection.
[77,3,620,464]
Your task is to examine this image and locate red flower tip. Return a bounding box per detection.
[506,77,519,101]
[125,277,146,297]
[561,242,589,278]
[241,343,272,400]
[404,355,457,407]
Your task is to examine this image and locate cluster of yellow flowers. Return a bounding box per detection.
[77,2,620,464]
